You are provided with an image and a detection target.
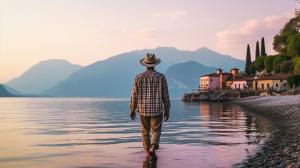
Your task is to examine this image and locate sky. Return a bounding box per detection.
[0,0,299,83]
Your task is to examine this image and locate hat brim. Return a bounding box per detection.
[140,58,161,67]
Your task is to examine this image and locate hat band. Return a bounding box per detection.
[144,59,156,64]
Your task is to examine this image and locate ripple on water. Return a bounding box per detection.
[0,98,273,168]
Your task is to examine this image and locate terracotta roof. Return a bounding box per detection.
[200,72,232,77]
[253,74,291,80]
[227,76,254,81]
[200,73,219,77]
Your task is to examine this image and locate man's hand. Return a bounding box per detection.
[164,112,169,122]
[130,111,136,120]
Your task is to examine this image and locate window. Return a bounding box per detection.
[238,84,240,89]
[262,84,264,90]
[211,79,213,82]
[276,83,279,87]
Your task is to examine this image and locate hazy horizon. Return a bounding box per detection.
[1,0,299,83]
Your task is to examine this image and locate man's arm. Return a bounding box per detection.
[162,76,170,120]
[130,77,138,120]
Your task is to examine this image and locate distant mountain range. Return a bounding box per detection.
[165,61,216,97]
[5,47,244,98]
[44,47,244,97]
[6,59,82,94]
[0,84,14,97]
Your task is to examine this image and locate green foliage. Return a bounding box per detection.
[273,14,300,54]
[245,44,252,74]
[280,60,293,73]
[255,41,260,59]
[293,57,300,73]
[249,63,256,74]
[273,55,290,73]
[254,56,265,71]
[287,34,300,57]
[264,56,275,73]
[287,74,300,88]
[261,37,267,56]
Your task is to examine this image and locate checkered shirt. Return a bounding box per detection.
[130,69,170,116]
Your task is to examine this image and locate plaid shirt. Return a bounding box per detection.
[130,69,170,116]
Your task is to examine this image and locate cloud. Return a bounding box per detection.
[216,11,294,59]
[154,10,187,19]
[136,27,160,39]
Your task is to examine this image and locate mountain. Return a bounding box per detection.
[0,84,13,97]
[6,59,82,94]
[3,85,22,95]
[165,61,216,97]
[45,47,244,97]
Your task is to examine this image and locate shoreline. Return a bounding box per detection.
[233,95,300,167]
[234,95,300,123]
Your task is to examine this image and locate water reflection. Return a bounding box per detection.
[0,98,273,168]
[199,102,271,146]
[143,158,157,168]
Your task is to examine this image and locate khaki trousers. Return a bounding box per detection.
[139,114,163,150]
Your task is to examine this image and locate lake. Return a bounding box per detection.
[0,98,273,168]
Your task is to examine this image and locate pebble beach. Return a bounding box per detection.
[234,95,300,167]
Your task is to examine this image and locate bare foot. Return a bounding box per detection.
[149,146,157,160]
[145,150,151,160]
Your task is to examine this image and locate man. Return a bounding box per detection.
[130,53,170,160]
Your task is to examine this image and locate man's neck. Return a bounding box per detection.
[146,67,155,71]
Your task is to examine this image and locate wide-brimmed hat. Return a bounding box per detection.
[140,53,161,67]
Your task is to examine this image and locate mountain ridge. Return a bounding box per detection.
[45,47,244,97]
[6,59,82,94]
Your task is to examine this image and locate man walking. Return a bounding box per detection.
[130,53,170,160]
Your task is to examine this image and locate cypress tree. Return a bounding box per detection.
[255,41,260,59]
[245,44,252,74]
[261,37,267,56]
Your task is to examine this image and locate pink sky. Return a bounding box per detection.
[0,0,298,83]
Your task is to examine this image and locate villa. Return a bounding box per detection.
[252,74,290,92]
[226,76,254,90]
[200,67,291,92]
[199,68,239,91]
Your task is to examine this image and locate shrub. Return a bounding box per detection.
[273,55,290,73]
[287,74,300,88]
[264,56,275,73]
[293,57,300,74]
[280,60,293,73]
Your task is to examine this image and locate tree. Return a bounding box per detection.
[273,55,290,73]
[273,14,300,54]
[245,44,252,74]
[264,56,275,73]
[254,56,265,72]
[261,37,267,56]
[255,41,260,59]
[249,63,256,74]
[287,34,300,57]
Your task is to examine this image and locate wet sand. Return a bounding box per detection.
[234,95,300,167]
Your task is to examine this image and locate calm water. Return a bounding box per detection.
[0,98,273,168]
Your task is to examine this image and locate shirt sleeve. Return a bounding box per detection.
[130,76,138,112]
[162,76,170,113]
